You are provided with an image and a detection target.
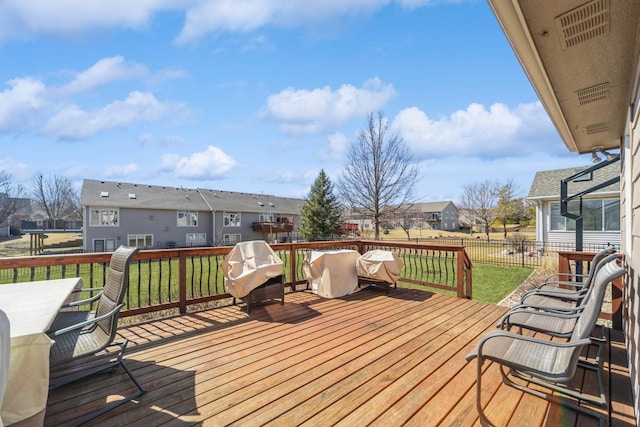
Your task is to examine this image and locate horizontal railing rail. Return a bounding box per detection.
[379,237,619,269]
[0,240,472,318]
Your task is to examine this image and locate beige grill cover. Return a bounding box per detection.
[221,241,285,298]
[356,249,404,283]
[304,249,360,298]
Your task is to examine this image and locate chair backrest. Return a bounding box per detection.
[580,246,617,284]
[95,246,139,338]
[572,252,620,306]
[570,257,625,342]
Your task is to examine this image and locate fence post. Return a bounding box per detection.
[521,241,525,268]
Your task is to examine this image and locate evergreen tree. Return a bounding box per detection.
[298,170,343,241]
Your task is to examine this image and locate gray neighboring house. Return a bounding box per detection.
[406,201,459,231]
[527,162,620,249]
[80,179,303,252]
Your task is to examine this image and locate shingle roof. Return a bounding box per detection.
[410,201,457,212]
[80,179,303,214]
[198,188,303,214]
[527,162,620,200]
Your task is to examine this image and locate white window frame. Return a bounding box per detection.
[128,234,153,248]
[258,212,274,222]
[223,234,241,245]
[90,208,119,226]
[224,212,241,227]
[177,210,198,227]
[93,238,117,252]
[186,233,206,246]
[549,199,620,231]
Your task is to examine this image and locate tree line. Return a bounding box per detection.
[0,172,80,234]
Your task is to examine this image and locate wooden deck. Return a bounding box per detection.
[44,287,636,426]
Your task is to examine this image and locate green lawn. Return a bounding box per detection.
[400,264,533,304]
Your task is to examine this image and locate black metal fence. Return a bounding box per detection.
[379,237,619,269]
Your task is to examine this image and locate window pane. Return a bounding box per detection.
[549,203,565,230]
[582,200,602,231]
[604,199,620,231]
[91,210,100,226]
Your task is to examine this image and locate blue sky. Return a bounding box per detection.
[0,0,592,203]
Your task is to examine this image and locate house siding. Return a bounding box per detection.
[80,180,303,251]
[624,86,640,420]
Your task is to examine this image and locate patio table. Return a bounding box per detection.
[0,277,83,426]
[304,249,360,298]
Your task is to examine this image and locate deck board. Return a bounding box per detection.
[44,287,636,426]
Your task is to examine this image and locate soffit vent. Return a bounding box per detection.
[576,82,609,105]
[555,0,609,48]
[585,122,609,134]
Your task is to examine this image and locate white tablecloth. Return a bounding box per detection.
[0,278,83,426]
[304,250,360,298]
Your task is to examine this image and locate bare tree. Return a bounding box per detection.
[32,174,78,228]
[338,112,419,240]
[459,179,498,241]
[0,171,26,232]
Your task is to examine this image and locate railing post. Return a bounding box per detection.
[456,249,464,299]
[179,250,187,314]
[289,244,296,291]
[557,252,571,281]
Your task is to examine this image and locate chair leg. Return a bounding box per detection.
[474,358,495,426]
[51,339,146,426]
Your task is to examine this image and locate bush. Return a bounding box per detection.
[506,233,532,253]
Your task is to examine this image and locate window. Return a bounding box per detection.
[224,212,241,227]
[549,199,620,231]
[93,238,116,252]
[177,210,198,227]
[128,234,153,248]
[187,233,206,246]
[259,212,274,222]
[223,234,241,245]
[90,209,118,226]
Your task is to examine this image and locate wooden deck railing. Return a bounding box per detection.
[558,250,624,329]
[0,240,472,318]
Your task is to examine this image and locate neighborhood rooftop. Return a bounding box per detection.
[80,179,305,214]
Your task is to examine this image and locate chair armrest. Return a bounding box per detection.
[497,305,581,329]
[520,288,584,303]
[467,330,591,361]
[541,272,586,283]
[62,292,103,308]
[52,303,123,336]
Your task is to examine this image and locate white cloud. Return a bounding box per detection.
[44,91,169,139]
[319,132,349,161]
[0,77,50,131]
[175,0,391,44]
[0,0,178,42]
[391,102,564,160]
[104,162,139,177]
[262,77,396,135]
[0,156,30,182]
[0,0,449,44]
[57,56,148,96]
[160,145,237,179]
